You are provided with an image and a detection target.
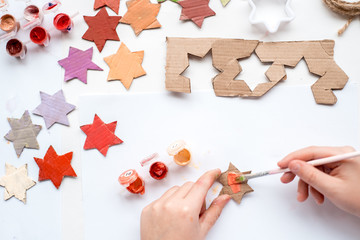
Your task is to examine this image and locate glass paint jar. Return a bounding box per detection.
[53,13,73,32]
[119,169,145,195]
[149,162,168,180]
[30,26,50,46]
[167,140,191,166]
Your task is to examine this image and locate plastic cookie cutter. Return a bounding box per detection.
[167,140,191,166]
[248,0,295,33]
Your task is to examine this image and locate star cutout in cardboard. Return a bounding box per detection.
[4,111,42,157]
[80,114,123,156]
[0,163,36,203]
[218,163,254,204]
[104,42,146,90]
[120,0,161,36]
[178,0,215,28]
[34,146,77,189]
[82,8,122,52]
[58,47,103,84]
[94,0,120,14]
[32,90,76,129]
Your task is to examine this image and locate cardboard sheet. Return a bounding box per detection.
[4,111,42,157]
[178,0,215,28]
[80,114,123,157]
[104,42,146,90]
[34,146,77,189]
[82,8,122,52]
[94,0,120,14]
[218,163,253,204]
[58,47,103,84]
[32,90,76,129]
[165,37,348,105]
[120,0,161,36]
[0,163,36,203]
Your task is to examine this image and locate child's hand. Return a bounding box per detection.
[278,146,360,217]
[140,169,231,240]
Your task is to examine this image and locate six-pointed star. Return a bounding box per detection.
[82,8,122,52]
[4,111,42,157]
[178,0,215,28]
[34,146,77,189]
[94,0,120,14]
[0,163,36,203]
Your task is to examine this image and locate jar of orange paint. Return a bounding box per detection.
[119,169,145,195]
[167,140,191,166]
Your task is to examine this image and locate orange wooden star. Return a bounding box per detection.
[178,0,215,28]
[94,0,120,14]
[104,42,146,90]
[120,0,161,35]
[34,146,77,189]
[82,8,121,52]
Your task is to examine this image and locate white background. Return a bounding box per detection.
[1,0,360,239]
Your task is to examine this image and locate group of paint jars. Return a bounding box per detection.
[0,0,75,59]
[119,140,192,195]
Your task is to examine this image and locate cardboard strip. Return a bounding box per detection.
[165,37,348,105]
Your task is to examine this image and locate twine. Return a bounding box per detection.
[323,0,360,35]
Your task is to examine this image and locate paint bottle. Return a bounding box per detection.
[42,0,61,14]
[0,14,19,33]
[167,140,191,166]
[6,38,27,59]
[119,169,145,195]
[21,5,43,30]
[149,162,168,180]
[30,26,50,46]
[53,13,73,32]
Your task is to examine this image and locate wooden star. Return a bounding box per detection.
[178,0,215,28]
[4,111,42,157]
[0,163,36,203]
[94,0,120,14]
[218,163,253,204]
[34,146,77,189]
[82,8,122,52]
[80,114,123,156]
[104,42,146,90]
[120,0,161,35]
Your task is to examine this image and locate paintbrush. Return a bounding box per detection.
[234,151,360,183]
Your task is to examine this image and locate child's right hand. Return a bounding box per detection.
[277,146,360,217]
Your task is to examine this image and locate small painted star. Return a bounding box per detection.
[178,0,215,28]
[58,47,103,84]
[80,114,123,156]
[0,163,36,203]
[4,111,42,157]
[82,8,122,52]
[104,42,146,90]
[94,0,120,14]
[32,90,76,129]
[34,146,77,189]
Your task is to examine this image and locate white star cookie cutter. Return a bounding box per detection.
[248,0,295,33]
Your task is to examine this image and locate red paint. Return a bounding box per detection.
[30,26,49,45]
[149,162,168,180]
[227,172,241,193]
[119,169,145,195]
[53,13,72,31]
[6,39,26,58]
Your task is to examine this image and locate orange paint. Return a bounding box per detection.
[119,169,145,195]
[174,149,191,166]
[227,172,241,193]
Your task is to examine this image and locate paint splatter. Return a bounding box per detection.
[227,172,241,193]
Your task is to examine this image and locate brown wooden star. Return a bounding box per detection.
[218,162,253,204]
[94,0,120,14]
[178,0,215,28]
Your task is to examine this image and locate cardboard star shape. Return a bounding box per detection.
[82,8,122,52]
[120,0,161,36]
[218,163,254,204]
[94,0,120,14]
[58,47,103,84]
[0,163,36,203]
[178,0,215,28]
[80,114,123,156]
[104,42,146,90]
[33,90,75,129]
[34,146,77,189]
[4,111,42,157]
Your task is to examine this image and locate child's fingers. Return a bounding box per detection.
[280,172,295,183]
[297,179,309,202]
[310,186,324,205]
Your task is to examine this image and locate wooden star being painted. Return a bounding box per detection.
[178,0,215,28]
[34,146,77,189]
[120,0,161,36]
[104,42,146,90]
[0,163,36,203]
[82,8,122,52]
[80,114,123,156]
[94,0,120,14]
[218,163,253,204]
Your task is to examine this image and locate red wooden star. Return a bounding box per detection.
[34,146,77,189]
[94,0,120,14]
[80,114,123,156]
[82,8,122,52]
[178,0,215,28]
